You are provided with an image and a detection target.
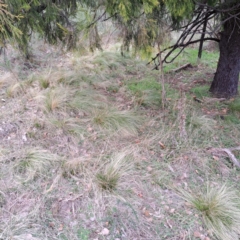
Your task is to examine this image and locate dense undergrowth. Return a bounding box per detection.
[0,44,240,240]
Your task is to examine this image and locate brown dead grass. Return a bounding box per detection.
[0,42,240,240]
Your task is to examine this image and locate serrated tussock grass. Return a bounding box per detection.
[35,85,75,112]
[6,82,27,98]
[96,152,133,191]
[62,157,85,177]
[61,155,96,178]
[0,201,43,240]
[2,67,37,96]
[179,184,240,240]
[47,115,85,137]
[91,107,143,137]
[70,88,108,112]
[167,96,217,145]
[13,148,60,181]
[39,77,50,89]
[188,113,216,133]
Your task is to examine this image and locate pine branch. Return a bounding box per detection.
[87,10,106,28]
[148,37,219,70]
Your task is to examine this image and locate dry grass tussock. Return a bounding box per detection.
[13,148,61,182]
[0,73,24,98]
[1,45,240,239]
[35,85,76,112]
[95,151,134,191]
[179,184,240,240]
[0,72,16,88]
[91,107,143,137]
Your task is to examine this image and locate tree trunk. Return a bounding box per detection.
[209,18,240,98]
[198,8,208,59]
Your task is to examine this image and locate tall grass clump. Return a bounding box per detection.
[39,78,50,89]
[92,108,143,137]
[48,116,85,137]
[6,82,27,98]
[13,148,59,181]
[62,157,86,177]
[188,113,216,134]
[70,89,108,112]
[36,85,75,112]
[180,184,240,240]
[96,152,133,191]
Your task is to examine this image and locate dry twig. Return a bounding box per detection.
[170,63,193,73]
[209,147,240,168]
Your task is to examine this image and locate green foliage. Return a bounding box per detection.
[128,77,162,107]
[3,0,78,56]
[104,0,159,21]
[224,115,240,124]
[75,5,103,52]
[191,85,210,98]
[0,0,223,58]
[0,1,22,47]
[228,99,240,113]
[128,77,161,93]
[77,227,90,240]
[127,76,179,108]
[201,50,219,68]
[0,0,167,57]
[165,0,194,24]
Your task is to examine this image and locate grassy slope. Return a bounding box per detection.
[0,44,240,240]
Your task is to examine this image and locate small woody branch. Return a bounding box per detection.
[209,147,240,168]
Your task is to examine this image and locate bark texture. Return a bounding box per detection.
[210,18,240,98]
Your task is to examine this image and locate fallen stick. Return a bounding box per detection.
[209,147,240,168]
[222,148,240,168]
[170,63,193,72]
[203,97,226,103]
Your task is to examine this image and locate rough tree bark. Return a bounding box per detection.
[210,18,240,98]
